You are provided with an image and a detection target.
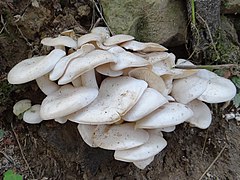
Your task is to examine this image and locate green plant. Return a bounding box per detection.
[0,129,4,139]
[3,170,22,180]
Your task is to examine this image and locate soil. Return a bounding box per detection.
[0,1,240,180]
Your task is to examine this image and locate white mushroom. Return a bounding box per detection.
[135,103,193,129]
[23,104,43,124]
[133,156,155,169]
[77,27,110,49]
[72,76,82,87]
[13,99,32,116]
[96,63,123,77]
[171,75,209,104]
[77,33,102,48]
[77,124,98,147]
[68,76,148,124]
[50,44,95,81]
[128,67,167,96]
[104,34,134,46]
[54,117,68,124]
[58,50,116,85]
[136,51,170,64]
[81,69,99,89]
[123,88,168,122]
[40,84,98,120]
[186,100,212,129]
[91,27,110,39]
[197,76,236,103]
[36,74,60,95]
[8,49,66,84]
[108,46,149,71]
[151,53,175,76]
[121,40,168,52]
[92,123,149,150]
[41,36,77,49]
[114,133,167,162]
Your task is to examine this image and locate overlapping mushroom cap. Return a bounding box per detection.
[8,27,237,169]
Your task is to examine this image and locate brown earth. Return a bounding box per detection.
[0,1,240,179]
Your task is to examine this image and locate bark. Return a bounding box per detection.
[186,0,221,63]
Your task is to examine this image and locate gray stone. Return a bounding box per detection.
[101,0,187,47]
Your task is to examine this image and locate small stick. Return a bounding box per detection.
[92,0,114,35]
[198,144,227,180]
[0,151,14,164]
[201,130,208,158]
[175,64,235,70]
[11,123,35,179]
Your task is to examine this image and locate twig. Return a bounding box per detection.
[0,151,14,164]
[11,123,35,179]
[196,13,220,61]
[0,14,9,34]
[175,64,235,70]
[198,144,227,180]
[92,0,114,35]
[201,130,208,158]
[15,23,32,47]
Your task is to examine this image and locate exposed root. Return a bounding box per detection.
[198,144,227,180]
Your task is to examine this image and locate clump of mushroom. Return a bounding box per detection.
[8,27,236,169]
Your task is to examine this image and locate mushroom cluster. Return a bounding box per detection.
[8,27,236,169]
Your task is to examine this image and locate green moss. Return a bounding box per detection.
[209,29,240,64]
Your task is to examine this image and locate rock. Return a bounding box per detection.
[222,0,240,14]
[101,0,187,47]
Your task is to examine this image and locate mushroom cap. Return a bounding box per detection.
[13,99,31,116]
[91,27,110,38]
[197,76,236,103]
[186,100,212,129]
[135,103,193,129]
[121,40,168,52]
[104,34,134,46]
[147,129,163,137]
[77,33,102,48]
[136,52,170,64]
[68,76,148,124]
[123,88,168,122]
[54,117,68,124]
[8,49,66,84]
[133,156,155,169]
[159,126,176,132]
[50,44,95,81]
[108,46,149,71]
[128,67,167,95]
[171,69,198,79]
[58,49,116,85]
[96,63,123,77]
[77,124,98,147]
[40,84,98,120]
[41,36,77,48]
[114,133,167,162]
[36,74,60,95]
[171,75,209,104]
[23,104,43,124]
[176,58,195,66]
[151,53,175,76]
[93,123,149,150]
